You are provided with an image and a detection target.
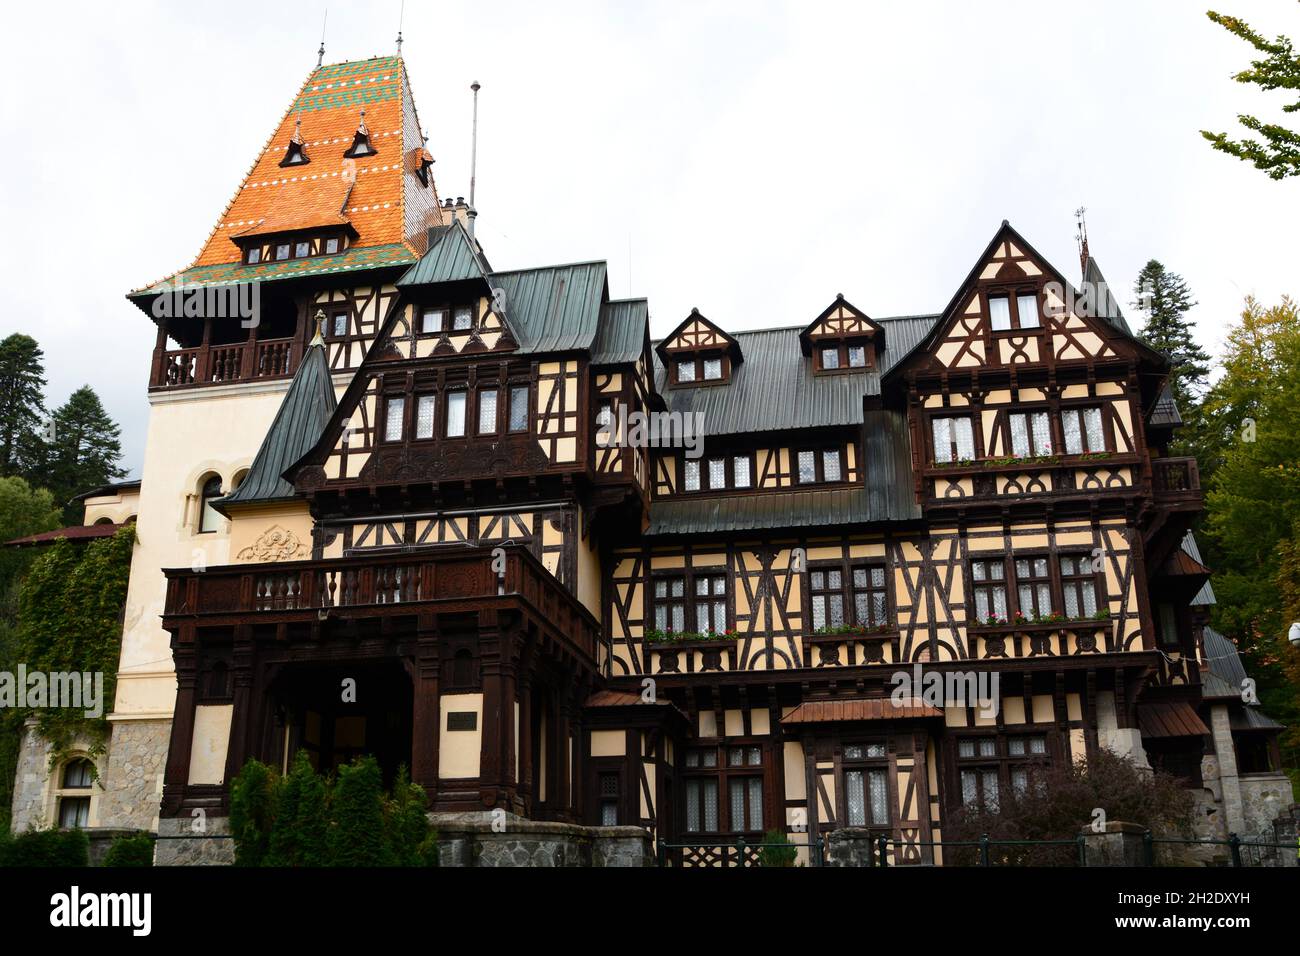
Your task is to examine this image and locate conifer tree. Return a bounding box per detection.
[0,335,48,481]
[1132,260,1211,414]
[46,386,125,522]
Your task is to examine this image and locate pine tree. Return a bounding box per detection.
[0,335,48,481]
[1132,260,1211,413]
[46,386,125,523]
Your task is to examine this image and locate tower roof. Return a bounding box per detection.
[131,56,444,295]
[218,335,337,509]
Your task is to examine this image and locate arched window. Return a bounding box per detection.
[231,469,250,492]
[198,475,223,533]
[57,759,93,829]
[93,517,114,526]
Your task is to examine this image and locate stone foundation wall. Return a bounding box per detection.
[1239,774,1295,837]
[9,720,108,833]
[10,719,54,831]
[431,812,654,867]
[96,718,170,831]
[153,815,234,866]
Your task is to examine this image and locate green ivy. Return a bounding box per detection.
[10,526,135,768]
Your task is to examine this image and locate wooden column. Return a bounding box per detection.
[222,626,255,785]
[410,614,440,793]
[195,316,213,383]
[150,321,169,388]
[160,633,199,816]
[478,611,518,810]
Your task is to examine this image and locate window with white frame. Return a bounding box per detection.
[1008,410,1052,457]
[56,759,93,829]
[445,391,467,437]
[1061,406,1106,454]
[478,388,498,434]
[843,743,890,827]
[931,416,976,464]
[198,475,223,534]
[384,397,405,442]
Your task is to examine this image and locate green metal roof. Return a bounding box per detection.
[396,221,493,287]
[644,486,922,537]
[654,315,938,437]
[218,340,337,509]
[591,298,648,366]
[130,243,418,296]
[491,260,609,355]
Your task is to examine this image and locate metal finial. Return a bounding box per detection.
[310,310,326,347]
[357,109,368,135]
[292,114,303,145]
[317,8,328,67]
[469,81,481,236]
[396,31,403,55]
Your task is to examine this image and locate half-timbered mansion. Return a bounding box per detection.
[25,53,1291,863]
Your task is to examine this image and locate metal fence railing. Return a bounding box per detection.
[656,831,1298,868]
[657,836,824,868]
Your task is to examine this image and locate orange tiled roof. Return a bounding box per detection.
[780,698,942,724]
[133,56,444,294]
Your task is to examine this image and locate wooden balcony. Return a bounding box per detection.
[1150,456,1201,507]
[150,336,299,390]
[161,544,599,664]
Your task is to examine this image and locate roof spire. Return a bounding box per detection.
[317,8,328,68]
[396,0,405,56]
[357,109,369,136]
[291,114,304,145]
[1075,205,1089,276]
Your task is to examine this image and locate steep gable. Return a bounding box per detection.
[883,221,1165,385]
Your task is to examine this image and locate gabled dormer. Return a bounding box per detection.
[655,309,742,386]
[279,116,310,167]
[411,141,435,187]
[800,294,883,373]
[343,109,378,158]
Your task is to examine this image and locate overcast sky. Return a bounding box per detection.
[2,0,1297,477]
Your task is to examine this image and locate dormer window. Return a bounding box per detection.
[802,296,882,375]
[240,230,350,265]
[988,290,1041,331]
[343,110,379,159]
[280,117,310,167]
[657,309,742,388]
[415,303,477,336]
[413,145,435,187]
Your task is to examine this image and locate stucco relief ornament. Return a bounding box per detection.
[237,525,307,563]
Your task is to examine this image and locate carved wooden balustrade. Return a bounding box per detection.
[161,545,599,663]
[1150,457,1201,504]
[150,336,300,390]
